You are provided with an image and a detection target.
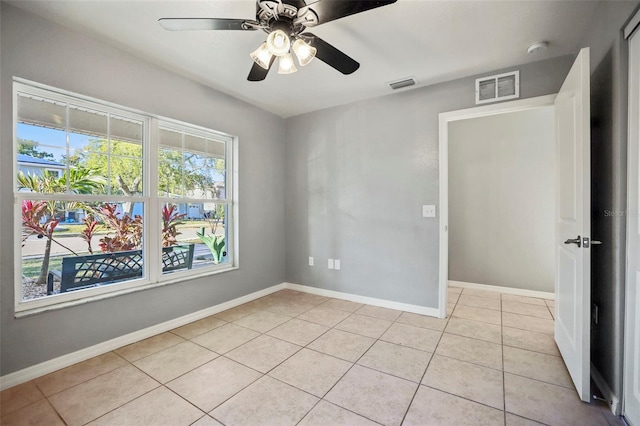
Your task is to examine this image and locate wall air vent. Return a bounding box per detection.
[475,70,519,104]
[389,77,417,90]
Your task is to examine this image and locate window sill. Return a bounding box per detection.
[14,265,239,319]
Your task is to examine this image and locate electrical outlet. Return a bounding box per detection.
[422,205,436,218]
[308,257,314,266]
[328,259,334,269]
[334,259,341,270]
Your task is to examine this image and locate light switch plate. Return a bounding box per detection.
[328,259,334,269]
[422,205,436,218]
[309,257,314,266]
[334,259,341,270]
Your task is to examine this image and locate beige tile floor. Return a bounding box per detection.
[0,287,624,426]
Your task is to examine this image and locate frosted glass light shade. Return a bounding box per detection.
[277,53,297,74]
[292,38,316,66]
[266,29,290,56]
[250,42,273,69]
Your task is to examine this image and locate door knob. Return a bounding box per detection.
[564,236,581,247]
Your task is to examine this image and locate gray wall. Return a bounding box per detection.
[0,3,286,375]
[448,108,555,292]
[285,56,573,308]
[579,1,640,408]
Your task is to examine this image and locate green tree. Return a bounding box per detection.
[17,138,54,159]
[77,138,226,203]
[19,167,106,285]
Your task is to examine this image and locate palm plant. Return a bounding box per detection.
[18,168,106,284]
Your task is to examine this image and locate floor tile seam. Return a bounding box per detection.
[398,317,448,425]
[314,322,399,414]
[333,315,393,340]
[502,370,577,392]
[312,399,386,426]
[260,319,334,348]
[431,351,504,373]
[229,317,290,334]
[352,306,404,322]
[419,383,506,412]
[354,354,432,385]
[442,328,501,345]
[458,291,501,301]
[441,329,503,348]
[122,334,188,361]
[505,410,552,426]
[317,298,364,313]
[392,311,451,333]
[300,344,363,364]
[170,319,231,340]
[393,319,448,333]
[271,315,334,335]
[227,336,306,376]
[322,361,418,426]
[545,303,555,319]
[1,395,65,424]
[501,342,562,358]
[502,310,555,322]
[499,323,555,336]
[265,372,329,400]
[501,369,574,390]
[377,334,441,354]
[450,313,502,327]
[501,309,554,320]
[0,391,46,418]
[44,395,70,425]
[78,384,174,425]
[36,353,138,399]
[187,368,263,415]
[131,344,220,384]
[456,301,502,311]
[264,306,313,318]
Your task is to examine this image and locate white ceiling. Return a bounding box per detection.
[8,0,599,118]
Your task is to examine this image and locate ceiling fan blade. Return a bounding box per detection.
[247,56,276,81]
[303,33,359,75]
[297,0,397,27]
[158,18,257,31]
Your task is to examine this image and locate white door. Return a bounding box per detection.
[554,47,591,402]
[624,27,640,426]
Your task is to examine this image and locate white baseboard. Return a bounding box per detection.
[283,282,440,317]
[448,280,555,300]
[591,363,621,416]
[0,283,287,391]
[1,282,439,391]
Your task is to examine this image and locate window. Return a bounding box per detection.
[14,79,236,314]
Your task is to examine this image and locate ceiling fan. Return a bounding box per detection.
[159,0,397,81]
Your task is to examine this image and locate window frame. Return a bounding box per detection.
[13,78,238,316]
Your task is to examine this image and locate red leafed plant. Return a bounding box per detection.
[81,214,99,254]
[97,203,143,253]
[22,200,60,241]
[161,204,186,247]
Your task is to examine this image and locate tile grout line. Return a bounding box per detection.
[398,289,455,425]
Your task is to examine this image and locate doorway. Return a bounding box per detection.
[437,94,557,317]
[447,106,555,295]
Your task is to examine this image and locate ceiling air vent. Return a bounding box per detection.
[389,77,417,90]
[475,70,519,104]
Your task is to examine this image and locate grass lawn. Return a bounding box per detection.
[22,257,62,280]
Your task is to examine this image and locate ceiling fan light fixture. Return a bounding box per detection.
[292,38,316,66]
[266,29,291,56]
[250,42,273,69]
[277,53,297,74]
